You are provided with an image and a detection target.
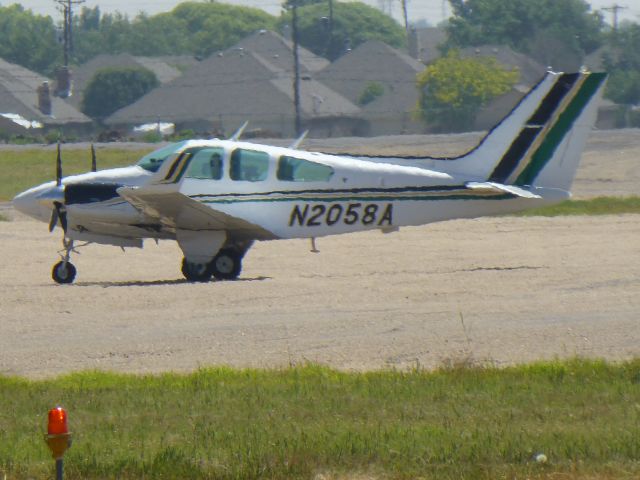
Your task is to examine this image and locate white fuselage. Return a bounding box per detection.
[13,139,549,245]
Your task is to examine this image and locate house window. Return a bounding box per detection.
[185,147,224,180]
[277,155,334,182]
[230,148,269,181]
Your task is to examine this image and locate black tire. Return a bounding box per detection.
[181,258,212,282]
[52,261,76,284]
[210,248,242,280]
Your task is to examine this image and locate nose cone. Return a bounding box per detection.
[13,183,64,222]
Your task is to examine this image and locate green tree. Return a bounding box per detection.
[446,0,603,68]
[599,23,640,105]
[417,50,519,132]
[81,67,159,120]
[73,11,136,63]
[0,5,61,74]
[281,1,406,60]
[358,81,385,105]
[167,2,277,57]
[606,70,640,105]
[72,2,276,62]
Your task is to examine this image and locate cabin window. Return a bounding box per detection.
[277,156,334,182]
[185,147,224,180]
[230,148,269,182]
[136,141,189,172]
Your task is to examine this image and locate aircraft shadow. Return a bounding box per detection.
[72,276,271,288]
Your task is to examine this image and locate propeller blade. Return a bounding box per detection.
[48,207,58,232]
[91,144,97,172]
[56,142,62,186]
[53,201,68,233]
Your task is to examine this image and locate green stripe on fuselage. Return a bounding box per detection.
[515,73,606,186]
[196,192,513,205]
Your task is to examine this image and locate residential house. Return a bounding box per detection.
[0,57,91,137]
[459,45,546,130]
[316,40,427,135]
[409,27,447,64]
[105,40,363,138]
[233,29,330,74]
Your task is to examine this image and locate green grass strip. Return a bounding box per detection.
[516,196,640,216]
[0,147,154,201]
[1,359,639,479]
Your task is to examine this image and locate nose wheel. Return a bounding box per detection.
[52,260,76,284]
[52,238,77,284]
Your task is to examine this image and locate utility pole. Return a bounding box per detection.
[291,1,302,136]
[328,0,334,52]
[400,0,409,36]
[603,3,627,33]
[55,0,85,67]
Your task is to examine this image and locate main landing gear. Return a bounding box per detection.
[181,247,244,283]
[52,238,77,284]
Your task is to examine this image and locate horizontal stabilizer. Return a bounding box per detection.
[466,182,542,199]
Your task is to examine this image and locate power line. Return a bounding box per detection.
[54,0,86,67]
[602,3,627,32]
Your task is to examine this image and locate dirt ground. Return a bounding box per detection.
[0,130,639,379]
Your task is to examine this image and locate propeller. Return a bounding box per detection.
[91,143,97,172]
[49,143,96,232]
[48,201,68,233]
[56,142,62,186]
[50,142,67,233]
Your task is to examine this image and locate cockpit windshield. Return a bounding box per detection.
[136,141,189,172]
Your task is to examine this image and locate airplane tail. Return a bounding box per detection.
[483,71,607,196]
[337,71,607,199]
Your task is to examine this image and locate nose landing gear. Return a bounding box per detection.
[52,238,77,284]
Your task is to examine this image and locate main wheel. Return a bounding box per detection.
[52,261,76,284]
[210,248,242,280]
[181,258,212,282]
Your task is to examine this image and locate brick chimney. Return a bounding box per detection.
[37,81,52,115]
[54,66,72,98]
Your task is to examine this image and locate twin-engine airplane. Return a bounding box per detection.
[13,71,606,284]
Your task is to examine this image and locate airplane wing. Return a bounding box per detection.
[117,186,277,240]
[465,182,542,199]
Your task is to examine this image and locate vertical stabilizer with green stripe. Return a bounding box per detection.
[487,71,607,194]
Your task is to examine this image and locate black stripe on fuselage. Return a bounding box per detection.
[488,73,580,183]
[189,184,468,201]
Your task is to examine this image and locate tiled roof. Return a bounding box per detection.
[106,48,358,127]
[316,40,425,111]
[0,57,90,126]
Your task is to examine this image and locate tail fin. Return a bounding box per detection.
[487,71,607,194]
[333,71,606,196]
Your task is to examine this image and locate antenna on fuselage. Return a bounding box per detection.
[229,121,249,141]
[289,130,308,149]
